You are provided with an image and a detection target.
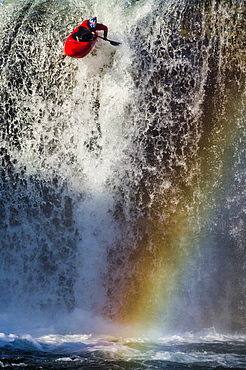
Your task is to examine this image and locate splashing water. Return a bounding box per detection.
[0,0,245,350]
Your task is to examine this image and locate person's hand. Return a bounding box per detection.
[91,31,96,39]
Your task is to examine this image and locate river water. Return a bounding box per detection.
[0,330,246,369]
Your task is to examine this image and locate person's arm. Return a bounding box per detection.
[96,23,108,39]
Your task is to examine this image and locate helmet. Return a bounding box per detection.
[89,17,97,28]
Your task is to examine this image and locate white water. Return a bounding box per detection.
[0,0,136,333]
[0,328,245,369]
[0,0,245,342]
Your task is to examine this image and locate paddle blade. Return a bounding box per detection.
[109,40,121,46]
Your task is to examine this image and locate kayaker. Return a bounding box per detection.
[70,17,108,42]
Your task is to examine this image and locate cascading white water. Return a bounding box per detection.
[0,0,245,337]
[0,0,137,333]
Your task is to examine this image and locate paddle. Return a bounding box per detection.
[95,34,121,46]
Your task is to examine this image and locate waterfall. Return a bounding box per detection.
[0,0,245,336]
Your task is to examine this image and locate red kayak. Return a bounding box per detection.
[64,33,97,58]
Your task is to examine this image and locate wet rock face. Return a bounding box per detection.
[104,0,246,332]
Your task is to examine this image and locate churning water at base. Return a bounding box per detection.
[0,0,245,368]
[0,330,246,369]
